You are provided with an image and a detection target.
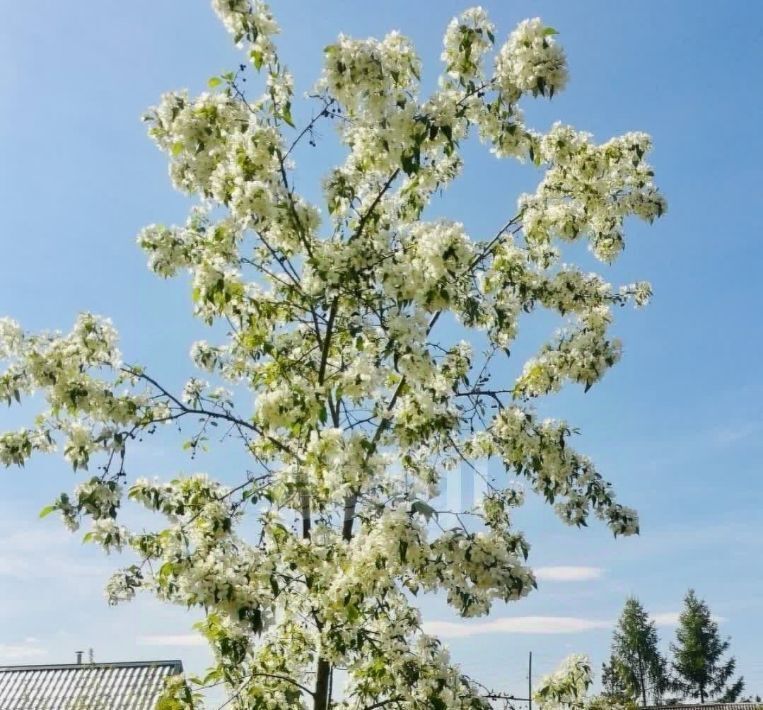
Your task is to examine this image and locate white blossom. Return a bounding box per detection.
[496,18,568,99]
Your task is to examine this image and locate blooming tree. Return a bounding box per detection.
[535,655,594,710]
[0,2,665,708]
[535,655,636,710]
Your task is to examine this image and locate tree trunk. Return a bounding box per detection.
[314,658,331,710]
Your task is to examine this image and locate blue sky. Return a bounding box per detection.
[1,0,762,703]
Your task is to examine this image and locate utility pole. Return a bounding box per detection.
[528,652,533,710]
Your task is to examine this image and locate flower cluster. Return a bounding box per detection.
[320,32,421,120]
[514,306,622,398]
[211,0,279,68]
[521,124,666,263]
[535,654,593,710]
[382,220,475,310]
[495,19,568,99]
[441,7,495,83]
[481,407,640,536]
[0,428,53,467]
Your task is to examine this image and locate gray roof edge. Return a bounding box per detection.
[0,659,183,672]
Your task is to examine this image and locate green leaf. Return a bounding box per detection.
[170,142,183,157]
[249,50,264,70]
[411,500,437,522]
[281,103,295,128]
[207,76,222,88]
[39,505,56,519]
[401,148,420,176]
[158,561,175,582]
[544,27,559,36]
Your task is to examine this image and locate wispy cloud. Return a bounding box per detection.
[534,566,604,582]
[0,639,48,663]
[712,420,763,447]
[425,607,729,639]
[423,616,612,638]
[652,611,725,627]
[0,528,108,582]
[138,634,207,647]
[653,612,680,627]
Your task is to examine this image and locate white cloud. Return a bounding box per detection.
[534,566,603,582]
[138,634,207,647]
[423,616,612,638]
[652,612,680,627]
[0,640,48,663]
[423,607,729,639]
[653,611,725,627]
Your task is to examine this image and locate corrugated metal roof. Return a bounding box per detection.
[0,660,183,709]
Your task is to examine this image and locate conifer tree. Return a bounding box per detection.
[671,590,744,703]
[605,598,668,707]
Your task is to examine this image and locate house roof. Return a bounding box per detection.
[0,659,183,709]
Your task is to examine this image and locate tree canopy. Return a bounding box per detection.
[671,590,744,703]
[0,1,665,707]
[602,598,668,707]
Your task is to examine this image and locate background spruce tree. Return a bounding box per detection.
[605,597,669,706]
[671,589,744,703]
